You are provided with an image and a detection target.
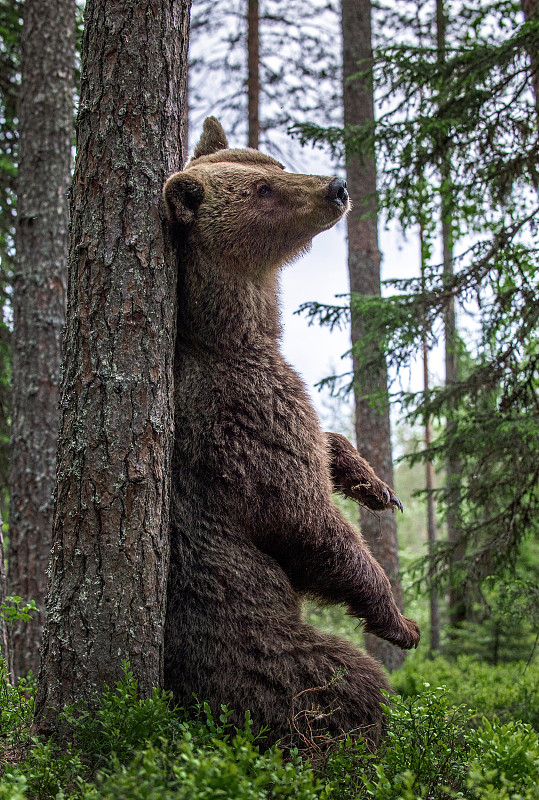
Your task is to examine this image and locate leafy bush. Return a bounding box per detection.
[323,686,471,799]
[468,717,539,796]
[392,653,539,730]
[74,734,328,800]
[0,663,329,800]
[323,686,539,799]
[57,664,186,770]
[0,656,34,752]
[0,596,38,626]
[2,657,539,800]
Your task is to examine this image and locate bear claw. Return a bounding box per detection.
[327,432,404,513]
[363,616,421,650]
[389,491,404,513]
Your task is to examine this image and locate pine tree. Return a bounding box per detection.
[7,0,76,679]
[35,0,191,734]
[295,1,539,622]
[0,0,21,512]
[341,0,406,671]
[435,0,466,629]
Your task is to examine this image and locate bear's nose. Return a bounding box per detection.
[326,177,348,207]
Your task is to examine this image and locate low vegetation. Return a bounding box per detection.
[2,653,539,799]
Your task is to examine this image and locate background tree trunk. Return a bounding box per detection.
[341,0,405,671]
[7,0,75,679]
[0,516,10,674]
[420,221,440,655]
[436,0,465,628]
[522,0,539,111]
[35,0,191,733]
[247,0,260,148]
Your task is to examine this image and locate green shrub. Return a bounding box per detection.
[74,735,329,800]
[0,774,28,800]
[323,686,472,799]
[393,653,539,729]
[0,656,34,753]
[57,664,186,770]
[303,601,366,647]
[3,658,539,800]
[323,686,539,800]
[0,664,330,800]
[0,596,38,626]
[467,717,539,797]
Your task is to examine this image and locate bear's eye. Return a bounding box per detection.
[257,183,272,197]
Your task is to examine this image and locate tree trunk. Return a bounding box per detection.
[247,0,260,148]
[0,516,10,675]
[34,0,191,734]
[7,0,75,679]
[425,416,440,654]
[436,0,465,628]
[341,0,405,672]
[443,217,465,628]
[420,221,440,655]
[522,0,539,112]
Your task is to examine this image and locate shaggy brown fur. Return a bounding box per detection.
[163,117,420,750]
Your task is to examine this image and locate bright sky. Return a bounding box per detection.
[278,197,433,426]
[279,219,351,421]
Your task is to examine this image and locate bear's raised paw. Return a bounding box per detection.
[364,615,421,651]
[327,431,403,513]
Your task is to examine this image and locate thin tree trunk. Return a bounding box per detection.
[0,516,10,675]
[424,361,441,654]
[247,0,260,148]
[420,220,440,655]
[342,0,405,672]
[436,0,465,628]
[35,0,191,734]
[522,0,539,111]
[443,211,465,628]
[7,0,75,679]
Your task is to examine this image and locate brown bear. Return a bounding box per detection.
[163,117,420,750]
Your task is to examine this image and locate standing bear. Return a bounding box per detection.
[163,117,420,750]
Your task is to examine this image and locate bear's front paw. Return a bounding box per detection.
[327,432,403,513]
[364,615,420,650]
[348,480,403,513]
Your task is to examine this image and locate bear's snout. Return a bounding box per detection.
[326,177,348,208]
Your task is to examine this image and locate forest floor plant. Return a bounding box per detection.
[1,657,539,799]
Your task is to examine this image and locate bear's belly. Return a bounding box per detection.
[165,507,303,692]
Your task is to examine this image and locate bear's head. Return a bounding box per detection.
[163,117,349,278]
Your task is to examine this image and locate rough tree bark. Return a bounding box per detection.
[341,0,405,671]
[247,0,260,148]
[7,0,75,679]
[34,0,191,733]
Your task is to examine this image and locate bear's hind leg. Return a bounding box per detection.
[227,622,390,752]
[282,628,390,752]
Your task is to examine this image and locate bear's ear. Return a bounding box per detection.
[192,117,229,159]
[163,173,205,226]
